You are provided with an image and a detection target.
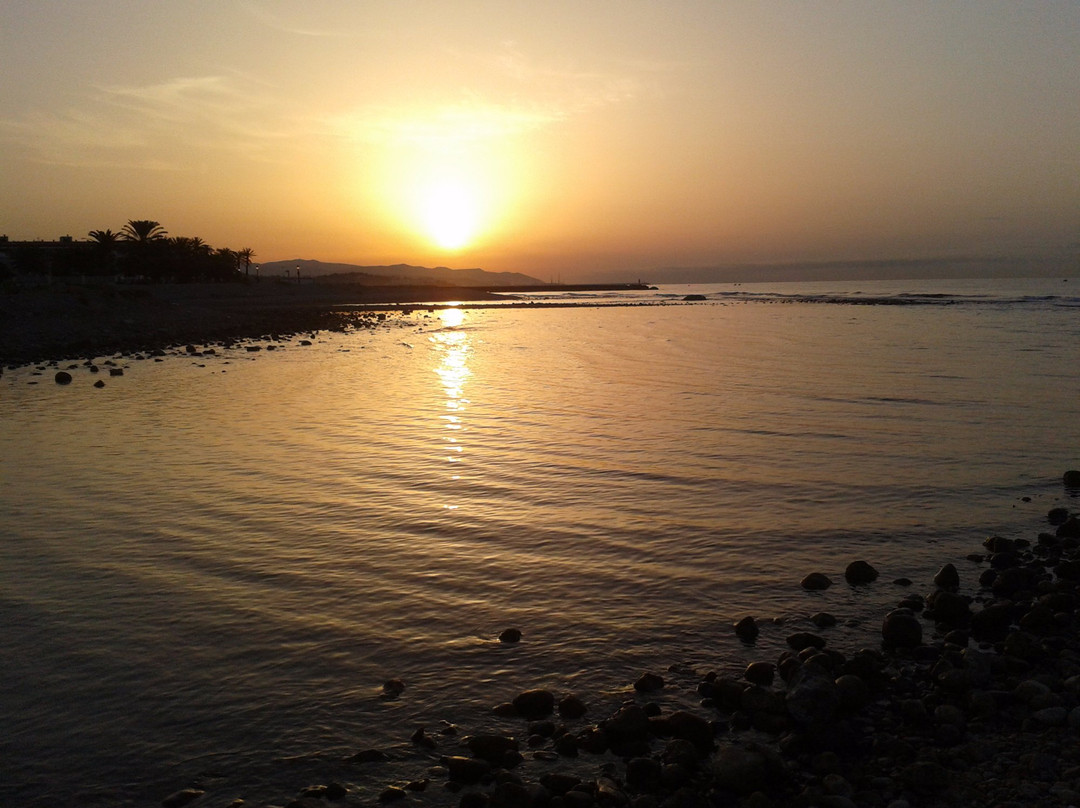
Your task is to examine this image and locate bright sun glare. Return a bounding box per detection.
[418,179,481,250]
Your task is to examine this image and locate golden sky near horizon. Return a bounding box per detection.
[1,2,1078,279]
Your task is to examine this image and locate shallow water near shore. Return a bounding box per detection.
[1,278,1079,806]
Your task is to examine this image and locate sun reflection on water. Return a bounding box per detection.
[431,309,471,485]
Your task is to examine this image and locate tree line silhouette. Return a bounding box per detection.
[3,220,255,283]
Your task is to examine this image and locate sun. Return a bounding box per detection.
[419,179,480,250]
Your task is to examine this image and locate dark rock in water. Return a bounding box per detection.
[325,782,348,800]
[683,294,707,301]
[811,612,837,628]
[162,789,205,808]
[93,380,105,388]
[933,563,960,590]
[666,710,714,751]
[54,371,72,384]
[896,594,925,612]
[410,726,436,749]
[467,734,519,763]
[1049,507,1071,526]
[441,755,491,784]
[185,344,198,354]
[925,590,971,626]
[893,577,913,586]
[801,572,832,591]
[1064,470,1080,487]
[983,535,1015,553]
[378,786,407,803]
[844,560,878,585]
[745,661,775,686]
[381,678,405,699]
[1058,518,1080,539]
[991,566,1029,597]
[108,368,124,376]
[512,689,555,718]
[349,748,388,763]
[603,704,651,744]
[734,615,759,642]
[881,608,922,647]
[634,672,665,692]
[300,339,313,346]
[990,550,1020,570]
[786,632,826,651]
[558,693,588,719]
[499,627,522,643]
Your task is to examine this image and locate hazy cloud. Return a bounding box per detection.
[0,75,294,169]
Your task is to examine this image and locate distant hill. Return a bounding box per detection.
[580,254,1076,285]
[260,260,543,288]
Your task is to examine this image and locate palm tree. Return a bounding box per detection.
[88,228,120,246]
[121,220,168,243]
[237,247,256,276]
[88,229,121,275]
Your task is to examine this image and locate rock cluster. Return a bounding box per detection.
[170,491,1080,808]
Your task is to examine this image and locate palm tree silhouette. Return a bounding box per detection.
[88,228,121,275]
[237,247,256,276]
[121,220,168,243]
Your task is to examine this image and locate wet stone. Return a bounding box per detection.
[744,661,775,687]
[881,609,922,647]
[558,694,588,719]
[786,632,826,651]
[634,672,665,692]
[441,755,491,784]
[845,560,879,585]
[512,689,555,719]
[734,615,760,642]
[933,563,960,590]
[801,572,833,591]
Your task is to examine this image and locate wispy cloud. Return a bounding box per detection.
[238,0,351,38]
[0,74,294,170]
[334,43,653,151]
[335,98,564,151]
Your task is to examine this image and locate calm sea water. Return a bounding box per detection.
[2,277,1078,806]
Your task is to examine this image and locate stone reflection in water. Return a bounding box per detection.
[432,308,470,507]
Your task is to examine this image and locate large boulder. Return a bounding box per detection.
[881,608,922,647]
[512,689,554,719]
[844,560,879,585]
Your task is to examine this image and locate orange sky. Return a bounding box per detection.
[1,2,1078,280]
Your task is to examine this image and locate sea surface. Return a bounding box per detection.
[1,277,1078,806]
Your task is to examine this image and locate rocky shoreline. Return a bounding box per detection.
[0,282,506,367]
[156,476,1080,808]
